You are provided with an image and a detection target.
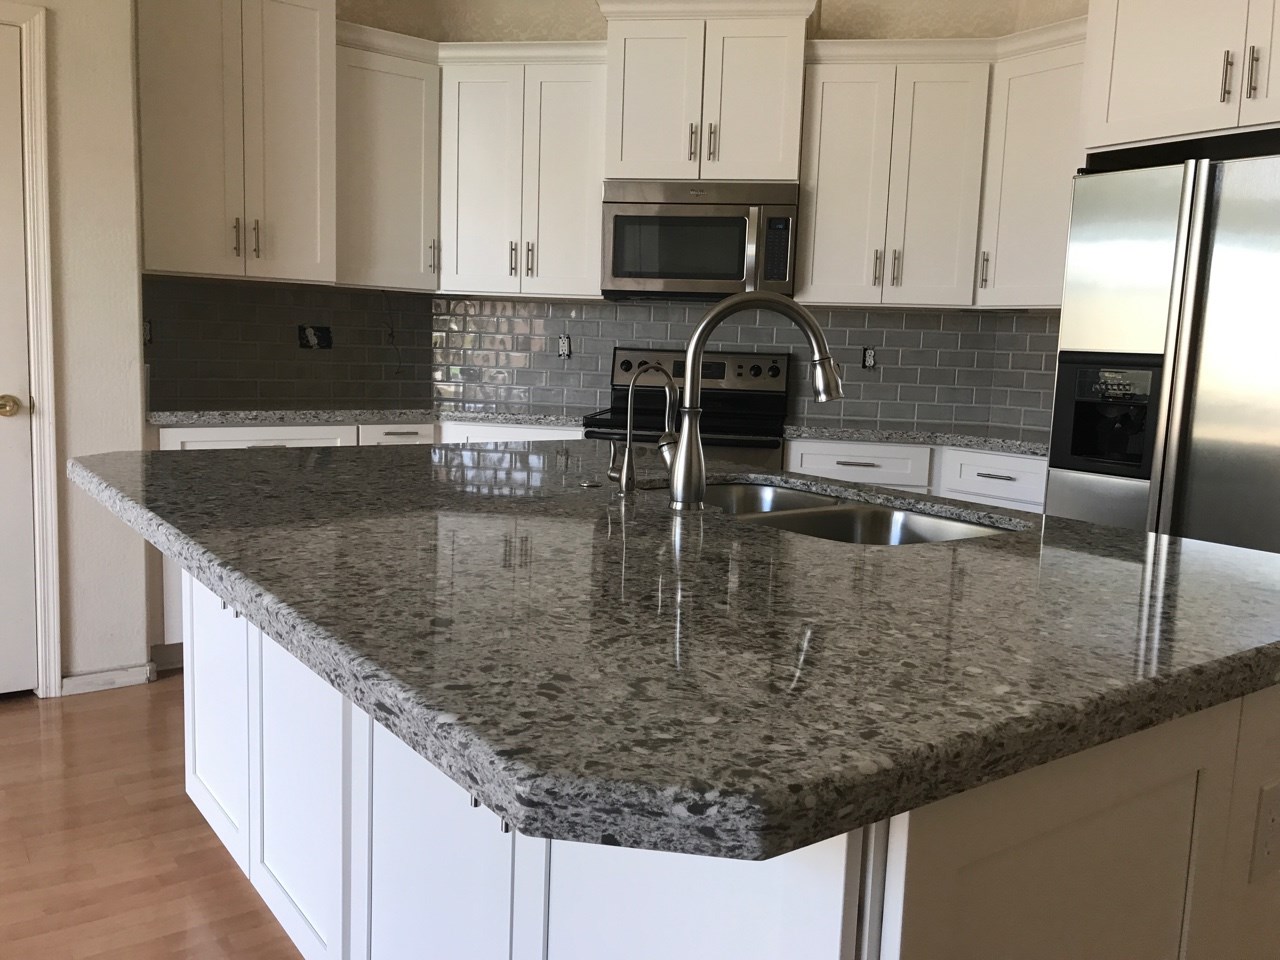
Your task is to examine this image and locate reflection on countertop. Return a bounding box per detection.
[69,439,1280,860]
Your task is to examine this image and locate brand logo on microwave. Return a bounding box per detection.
[688,188,706,198]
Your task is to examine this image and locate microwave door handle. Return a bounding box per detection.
[744,205,761,292]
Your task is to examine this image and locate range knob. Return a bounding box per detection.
[749,364,763,378]
[619,359,633,373]
[768,365,781,379]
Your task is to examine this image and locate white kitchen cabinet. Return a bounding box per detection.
[604,18,804,181]
[977,45,1084,308]
[337,45,440,291]
[441,62,605,297]
[357,423,438,445]
[934,447,1047,511]
[368,722,513,960]
[785,439,932,493]
[137,0,335,282]
[250,631,353,960]
[1239,1,1280,127]
[795,61,988,307]
[183,575,252,872]
[437,421,584,444]
[1082,0,1258,147]
[796,63,896,305]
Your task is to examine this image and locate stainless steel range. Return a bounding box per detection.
[583,347,789,472]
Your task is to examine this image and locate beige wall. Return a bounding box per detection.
[44,0,149,681]
[336,0,1088,42]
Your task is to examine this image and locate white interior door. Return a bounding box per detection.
[604,19,705,179]
[242,0,336,282]
[337,47,440,291]
[440,64,525,293]
[795,62,896,304]
[700,18,804,180]
[521,64,606,298]
[0,24,36,695]
[137,0,245,276]
[883,62,989,306]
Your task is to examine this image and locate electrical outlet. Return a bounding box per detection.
[862,346,876,369]
[558,334,572,359]
[298,325,333,349]
[1250,781,1280,883]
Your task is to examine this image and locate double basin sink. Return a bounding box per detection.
[703,483,1003,546]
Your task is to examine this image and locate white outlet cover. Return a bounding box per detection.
[1250,781,1280,884]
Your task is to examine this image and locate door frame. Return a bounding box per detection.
[1,1,61,698]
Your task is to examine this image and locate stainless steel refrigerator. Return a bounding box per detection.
[1046,156,1280,554]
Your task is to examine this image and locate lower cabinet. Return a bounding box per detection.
[785,439,933,494]
[356,423,439,445]
[934,446,1047,511]
[437,420,585,444]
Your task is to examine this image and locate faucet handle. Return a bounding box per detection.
[607,439,624,483]
[657,431,679,471]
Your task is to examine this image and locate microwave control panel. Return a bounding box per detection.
[762,217,792,282]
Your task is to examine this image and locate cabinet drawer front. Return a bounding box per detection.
[788,442,931,487]
[939,448,1046,505]
[357,423,438,445]
[159,425,360,449]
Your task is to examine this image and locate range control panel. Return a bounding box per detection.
[610,348,789,393]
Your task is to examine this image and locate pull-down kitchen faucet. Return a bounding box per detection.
[670,292,844,511]
[612,362,680,495]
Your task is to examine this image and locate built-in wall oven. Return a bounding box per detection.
[601,181,798,300]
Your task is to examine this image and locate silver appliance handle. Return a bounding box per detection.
[744,205,761,292]
[1151,159,1212,535]
[855,820,890,960]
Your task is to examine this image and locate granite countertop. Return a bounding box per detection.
[148,408,437,427]
[784,425,1049,458]
[69,440,1280,860]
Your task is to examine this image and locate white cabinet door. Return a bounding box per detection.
[337,47,440,291]
[1082,0,1249,147]
[521,64,606,298]
[137,0,245,277]
[701,19,804,180]
[368,723,513,960]
[605,19,705,179]
[795,63,896,305]
[1239,0,1280,127]
[977,46,1085,308]
[242,0,336,283]
[883,62,989,307]
[441,64,526,294]
[250,632,348,960]
[183,575,252,872]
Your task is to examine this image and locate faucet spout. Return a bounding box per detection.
[670,292,844,511]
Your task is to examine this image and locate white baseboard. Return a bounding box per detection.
[61,662,156,696]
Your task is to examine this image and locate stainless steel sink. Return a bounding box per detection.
[702,483,841,515]
[741,503,1004,545]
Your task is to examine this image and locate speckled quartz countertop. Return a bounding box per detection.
[783,425,1048,457]
[69,440,1280,860]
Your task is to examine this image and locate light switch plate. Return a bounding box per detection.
[1250,780,1280,883]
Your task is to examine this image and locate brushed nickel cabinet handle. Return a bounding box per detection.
[382,430,420,437]
[428,237,436,273]
[1221,49,1235,102]
[891,249,902,287]
[689,122,698,161]
[1248,45,1260,98]
[232,217,242,257]
[872,249,882,287]
[526,241,534,277]
[707,121,718,161]
[980,251,990,288]
[976,471,1017,482]
[252,218,261,258]
[836,460,880,468]
[509,240,518,277]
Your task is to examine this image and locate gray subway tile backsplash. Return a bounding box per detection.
[143,276,1058,444]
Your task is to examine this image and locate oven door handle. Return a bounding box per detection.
[744,204,761,292]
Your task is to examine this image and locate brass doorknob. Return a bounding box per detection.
[0,394,21,417]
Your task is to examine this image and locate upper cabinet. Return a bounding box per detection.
[337,40,441,291]
[796,60,989,307]
[138,0,336,283]
[1083,0,1280,146]
[605,18,804,180]
[441,60,606,297]
[977,44,1085,308]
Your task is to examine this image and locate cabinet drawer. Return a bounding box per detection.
[158,425,359,450]
[937,448,1046,507]
[358,423,438,445]
[785,441,931,489]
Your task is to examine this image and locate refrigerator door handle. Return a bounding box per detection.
[1150,159,1213,535]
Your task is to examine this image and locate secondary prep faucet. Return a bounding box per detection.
[670,291,844,511]
[612,362,680,495]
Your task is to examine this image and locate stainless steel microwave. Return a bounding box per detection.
[601,180,798,300]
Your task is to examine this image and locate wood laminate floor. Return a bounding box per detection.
[0,674,298,959]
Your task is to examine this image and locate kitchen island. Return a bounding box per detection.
[70,439,1280,959]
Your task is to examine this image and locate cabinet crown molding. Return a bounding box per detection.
[597,0,816,18]
[437,41,607,65]
[337,21,439,62]
[805,17,1085,64]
